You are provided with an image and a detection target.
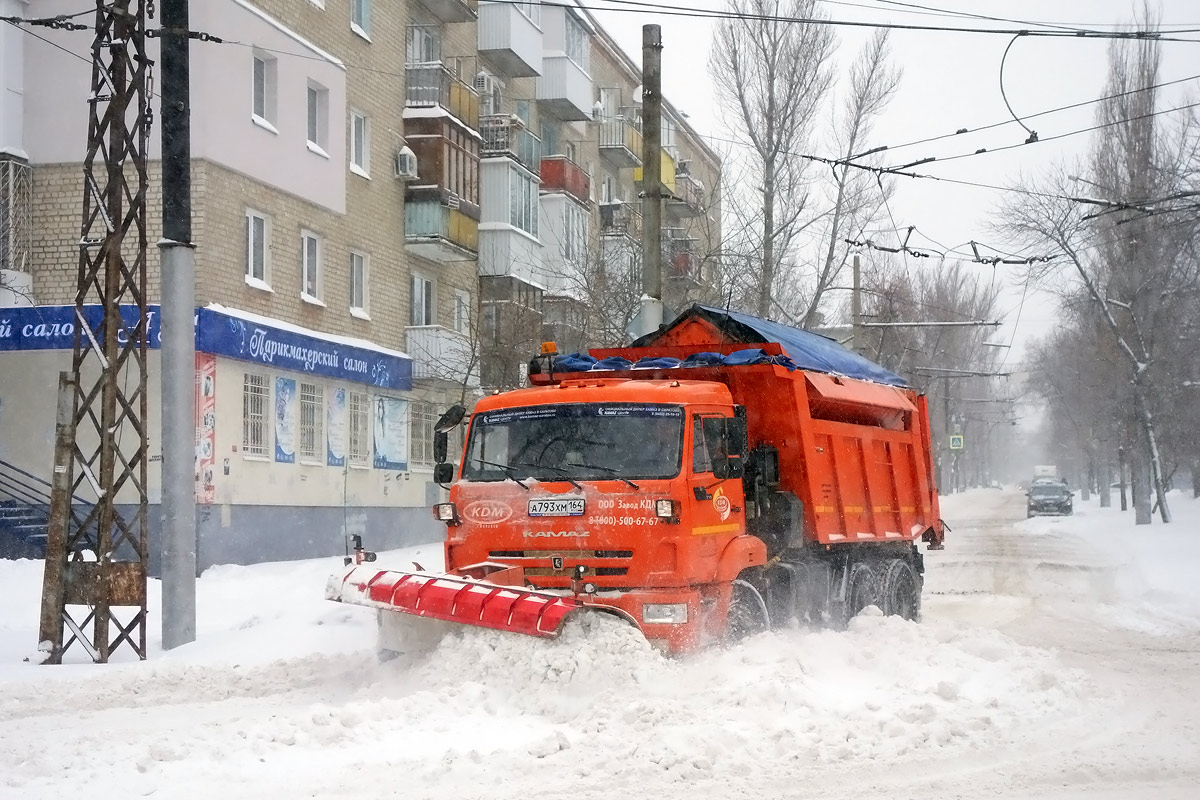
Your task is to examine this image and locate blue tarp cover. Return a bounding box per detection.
[638,304,907,387]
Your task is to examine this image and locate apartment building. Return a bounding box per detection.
[0,0,720,569]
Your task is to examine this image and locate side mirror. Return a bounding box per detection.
[434,430,449,464]
[714,453,744,480]
[434,405,467,434]
[433,462,456,484]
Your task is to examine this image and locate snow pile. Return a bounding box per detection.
[1015,490,1200,633]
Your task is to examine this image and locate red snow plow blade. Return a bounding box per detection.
[326,561,587,639]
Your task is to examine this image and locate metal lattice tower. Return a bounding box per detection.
[38,0,151,664]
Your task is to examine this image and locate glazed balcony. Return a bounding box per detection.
[599,117,642,168]
[479,1,543,78]
[405,62,480,130]
[480,115,542,171]
[536,55,593,122]
[540,155,590,206]
[404,188,480,263]
[416,0,478,23]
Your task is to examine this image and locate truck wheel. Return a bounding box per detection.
[724,579,770,643]
[880,558,921,621]
[832,562,879,629]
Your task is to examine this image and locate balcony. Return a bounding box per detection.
[536,55,593,122]
[405,325,480,387]
[417,0,478,23]
[480,115,542,171]
[667,172,704,219]
[404,188,480,263]
[479,1,543,78]
[599,118,642,168]
[666,234,701,283]
[633,148,677,195]
[540,155,589,206]
[600,200,639,235]
[405,62,479,130]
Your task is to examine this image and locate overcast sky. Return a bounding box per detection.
[589,0,1200,362]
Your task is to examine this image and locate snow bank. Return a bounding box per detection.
[1015,490,1200,633]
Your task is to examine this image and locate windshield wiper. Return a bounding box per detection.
[469,457,530,490]
[569,462,640,490]
[522,463,584,491]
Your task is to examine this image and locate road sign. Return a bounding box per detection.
[949,434,965,450]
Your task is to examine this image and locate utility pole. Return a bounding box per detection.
[850,254,862,353]
[636,24,663,337]
[39,0,151,663]
[159,0,197,649]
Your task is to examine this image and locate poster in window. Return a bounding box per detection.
[274,377,296,463]
[372,396,409,470]
[194,352,217,504]
[327,386,346,466]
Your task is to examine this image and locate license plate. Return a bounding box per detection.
[528,498,585,517]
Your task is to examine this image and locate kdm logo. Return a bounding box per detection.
[462,500,513,525]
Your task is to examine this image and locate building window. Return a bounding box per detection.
[453,289,471,334]
[350,251,368,315]
[350,111,370,176]
[563,201,588,264]
[407,24,441,65]
[410,402,437,468]
[564,12,587,69]
[245,209,270,287]
[307,82,329,156]
[510,167,539,236]
[242,373,270,456]
[351,0,371,38]
[348,390,371,465]
[515,1,541,25]
[411,274,434,326]
[251,52,277,130]
[301,230,322,302]
[299,382,324,462]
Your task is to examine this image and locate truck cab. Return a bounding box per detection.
[439,378,761,651]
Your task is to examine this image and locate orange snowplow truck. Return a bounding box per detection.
[327,305,945,654]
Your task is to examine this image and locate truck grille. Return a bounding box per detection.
[488,549,633,560]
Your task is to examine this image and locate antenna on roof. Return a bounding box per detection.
[724,279,734,320]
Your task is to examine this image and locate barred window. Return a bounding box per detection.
[349,390,371,465]
[410,402,438,468]
[242,373,270,456]
[299,382,323,462]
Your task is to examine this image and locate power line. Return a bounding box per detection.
[886,97,1200,170]
[2,18,92,64]
[524,0,1200,41]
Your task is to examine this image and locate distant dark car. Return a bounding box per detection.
[1026,482,1074,516]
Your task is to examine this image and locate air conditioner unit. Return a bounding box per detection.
[474,72,503,116]
[393,146,418,181]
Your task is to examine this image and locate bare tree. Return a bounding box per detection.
[798,30,901,328]
[1000,12,1200,522]
[711,0,835,317]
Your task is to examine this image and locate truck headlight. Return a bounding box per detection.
[433,502,458,523]
[642,602,688,624]
[655,499,677,519]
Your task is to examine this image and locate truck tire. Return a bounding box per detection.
[880,558,921,621]
[724,579,770,643]
[831,562,879,629]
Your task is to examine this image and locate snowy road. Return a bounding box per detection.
[2,489,1199,799]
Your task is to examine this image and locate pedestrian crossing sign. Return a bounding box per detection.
[949,434,964,450]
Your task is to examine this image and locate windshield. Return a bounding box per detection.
[1031,484,1067,497]
[462,403,684,482]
